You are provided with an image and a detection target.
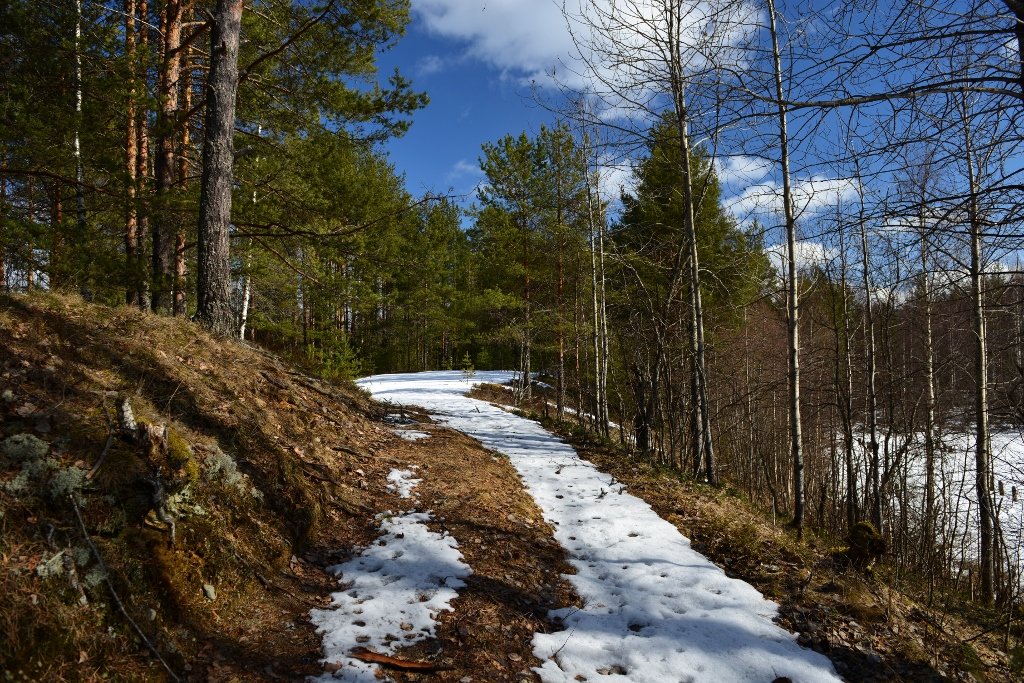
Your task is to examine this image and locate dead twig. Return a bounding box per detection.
[86,402,116,480]
[348,646,437,671]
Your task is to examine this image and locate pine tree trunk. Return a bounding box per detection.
[173,2,194,317]
[135,0,151,310]
[50,188,63,288]
[26,179,35,291]
[124,0,141,306]
[195,0,242,335]
[0,169,6,291]
[152,0,183,313]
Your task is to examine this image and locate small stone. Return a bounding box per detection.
[596,665,626,675]
[508,653,522,662]
[202,583,216,600]
[355,635,370,643]
[400,622,413,631]
[146,608,157,621]
[460,677,473,683]
[1,389,14,403]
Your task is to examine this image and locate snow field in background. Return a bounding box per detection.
[359,371,841,683]
[310,469,471,682]
[844,430,1024,582]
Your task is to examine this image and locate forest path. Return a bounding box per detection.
[358,371,841,683]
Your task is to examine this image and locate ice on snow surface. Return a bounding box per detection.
[359,371,841,683]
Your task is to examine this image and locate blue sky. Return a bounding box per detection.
[377,1,569,203]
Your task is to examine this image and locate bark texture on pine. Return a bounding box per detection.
[196,0,242,334]
[134,0,151,310]
[124,0,142,306]
[173,1,194,317]
[152,0,183,313]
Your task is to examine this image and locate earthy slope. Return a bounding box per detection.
[0,292,578,682]
[0,292,398,680]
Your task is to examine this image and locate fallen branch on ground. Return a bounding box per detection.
[348,646,436,671]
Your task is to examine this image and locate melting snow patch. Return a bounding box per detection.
[311,471,471,681]
[394,428,430,442]
[386,468,422,499]
[359,371,842,683]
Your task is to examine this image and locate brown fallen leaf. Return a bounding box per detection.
[348,646,436,671]
[15,402,38,417]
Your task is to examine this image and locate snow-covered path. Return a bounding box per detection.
[359,371,841,683]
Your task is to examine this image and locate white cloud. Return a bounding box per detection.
[416,54,449,76]
[413,1,760,97]
[446,159,484,182]
[593,155,635,201]
[413,0,575,83]
[765,240,836,276]
[715,155,772,187]
[726,175,859,223]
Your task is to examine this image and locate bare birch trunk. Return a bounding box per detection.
[857,188,882,532]
[962,103,995,604]
[588,173,606,434]
[918,202,938,564]
[830,215,857,531]
[666,2,715,484]
[767,0,803,536]
[73,0,86,237]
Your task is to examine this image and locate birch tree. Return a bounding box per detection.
[563,0,758,480]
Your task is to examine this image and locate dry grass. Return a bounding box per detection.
[0,291,399,681]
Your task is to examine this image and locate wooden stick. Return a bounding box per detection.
[348,646,436,671]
